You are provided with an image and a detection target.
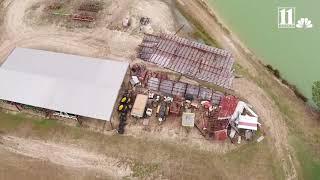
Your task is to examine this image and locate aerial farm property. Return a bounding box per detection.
[0,0,264,149]
[0,1,264,162]
[0,36,262,143]
[2,1,320,179]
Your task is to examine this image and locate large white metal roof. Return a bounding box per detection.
[0,48,129,121]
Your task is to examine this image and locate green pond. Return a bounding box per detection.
[208,0,320,103]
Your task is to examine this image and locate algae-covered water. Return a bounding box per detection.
[208,0,320,102]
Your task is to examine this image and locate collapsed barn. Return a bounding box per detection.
[138,33,235,89]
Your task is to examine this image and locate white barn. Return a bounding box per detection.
[0,48,129,121]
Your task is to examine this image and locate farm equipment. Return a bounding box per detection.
[117,92,132,134]
[156,102,169,124]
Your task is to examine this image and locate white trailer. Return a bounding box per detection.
[131,94,148,118]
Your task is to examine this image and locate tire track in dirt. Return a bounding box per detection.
[0,135,132,178]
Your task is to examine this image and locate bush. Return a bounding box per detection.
[312,81,320,109]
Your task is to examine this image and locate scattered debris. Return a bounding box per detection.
[140,17,151,26]
[257,136,265,143]
[245,130,253,141]
[169,101,182,115]
[182,112,195,127]
[53,112,77,120]
[130,76,141,87]
[237,136,241,144]
[122,16,131,27]
[213,129,228,141]
[229,128,236,139]
[72,13,95,22]
[142,118,150,131]
[146,108,153,117]
[78,1,103,12]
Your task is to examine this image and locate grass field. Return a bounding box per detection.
[235,61,320,180]
[0,111,284,179]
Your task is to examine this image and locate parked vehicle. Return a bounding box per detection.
[156,102,169,124]
[131,94,148,118]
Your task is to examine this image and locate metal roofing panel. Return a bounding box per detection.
[0,48,129,121]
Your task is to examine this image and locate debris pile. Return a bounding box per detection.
[78,1,103,12]
[46,1,101,23]
[72,13,95,22]
[195,95,261,142]
[125,64,262,142]
[138,33,235,89]
[140,17,151,26]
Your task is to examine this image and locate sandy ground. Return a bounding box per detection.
[0,0,186,63]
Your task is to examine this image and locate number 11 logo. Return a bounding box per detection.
[278,7,296,28]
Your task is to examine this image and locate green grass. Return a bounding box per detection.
[32,118,58,128]
[224,141,285,180]
[290,136,320,180]
[234,63,250,78]
[0,112,25,130]
[175,2,221,48]
[235,61,320,180]
[131,161,160,178]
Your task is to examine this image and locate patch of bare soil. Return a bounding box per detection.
[0,135,132,179]
[0,0,185,64]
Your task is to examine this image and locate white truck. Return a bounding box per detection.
[131,94,148,118]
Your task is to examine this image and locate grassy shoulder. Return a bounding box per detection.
[235,58,320,180]
[175,1,220,47]
[0,111,283,179]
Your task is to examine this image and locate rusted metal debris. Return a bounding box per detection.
[78,1,103,12]
[217,95,238,120]
[195,96,239,141]
[72,13,95,22]
[146,77,224,103]
[138,33,235,89]
[169,101,182,115]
